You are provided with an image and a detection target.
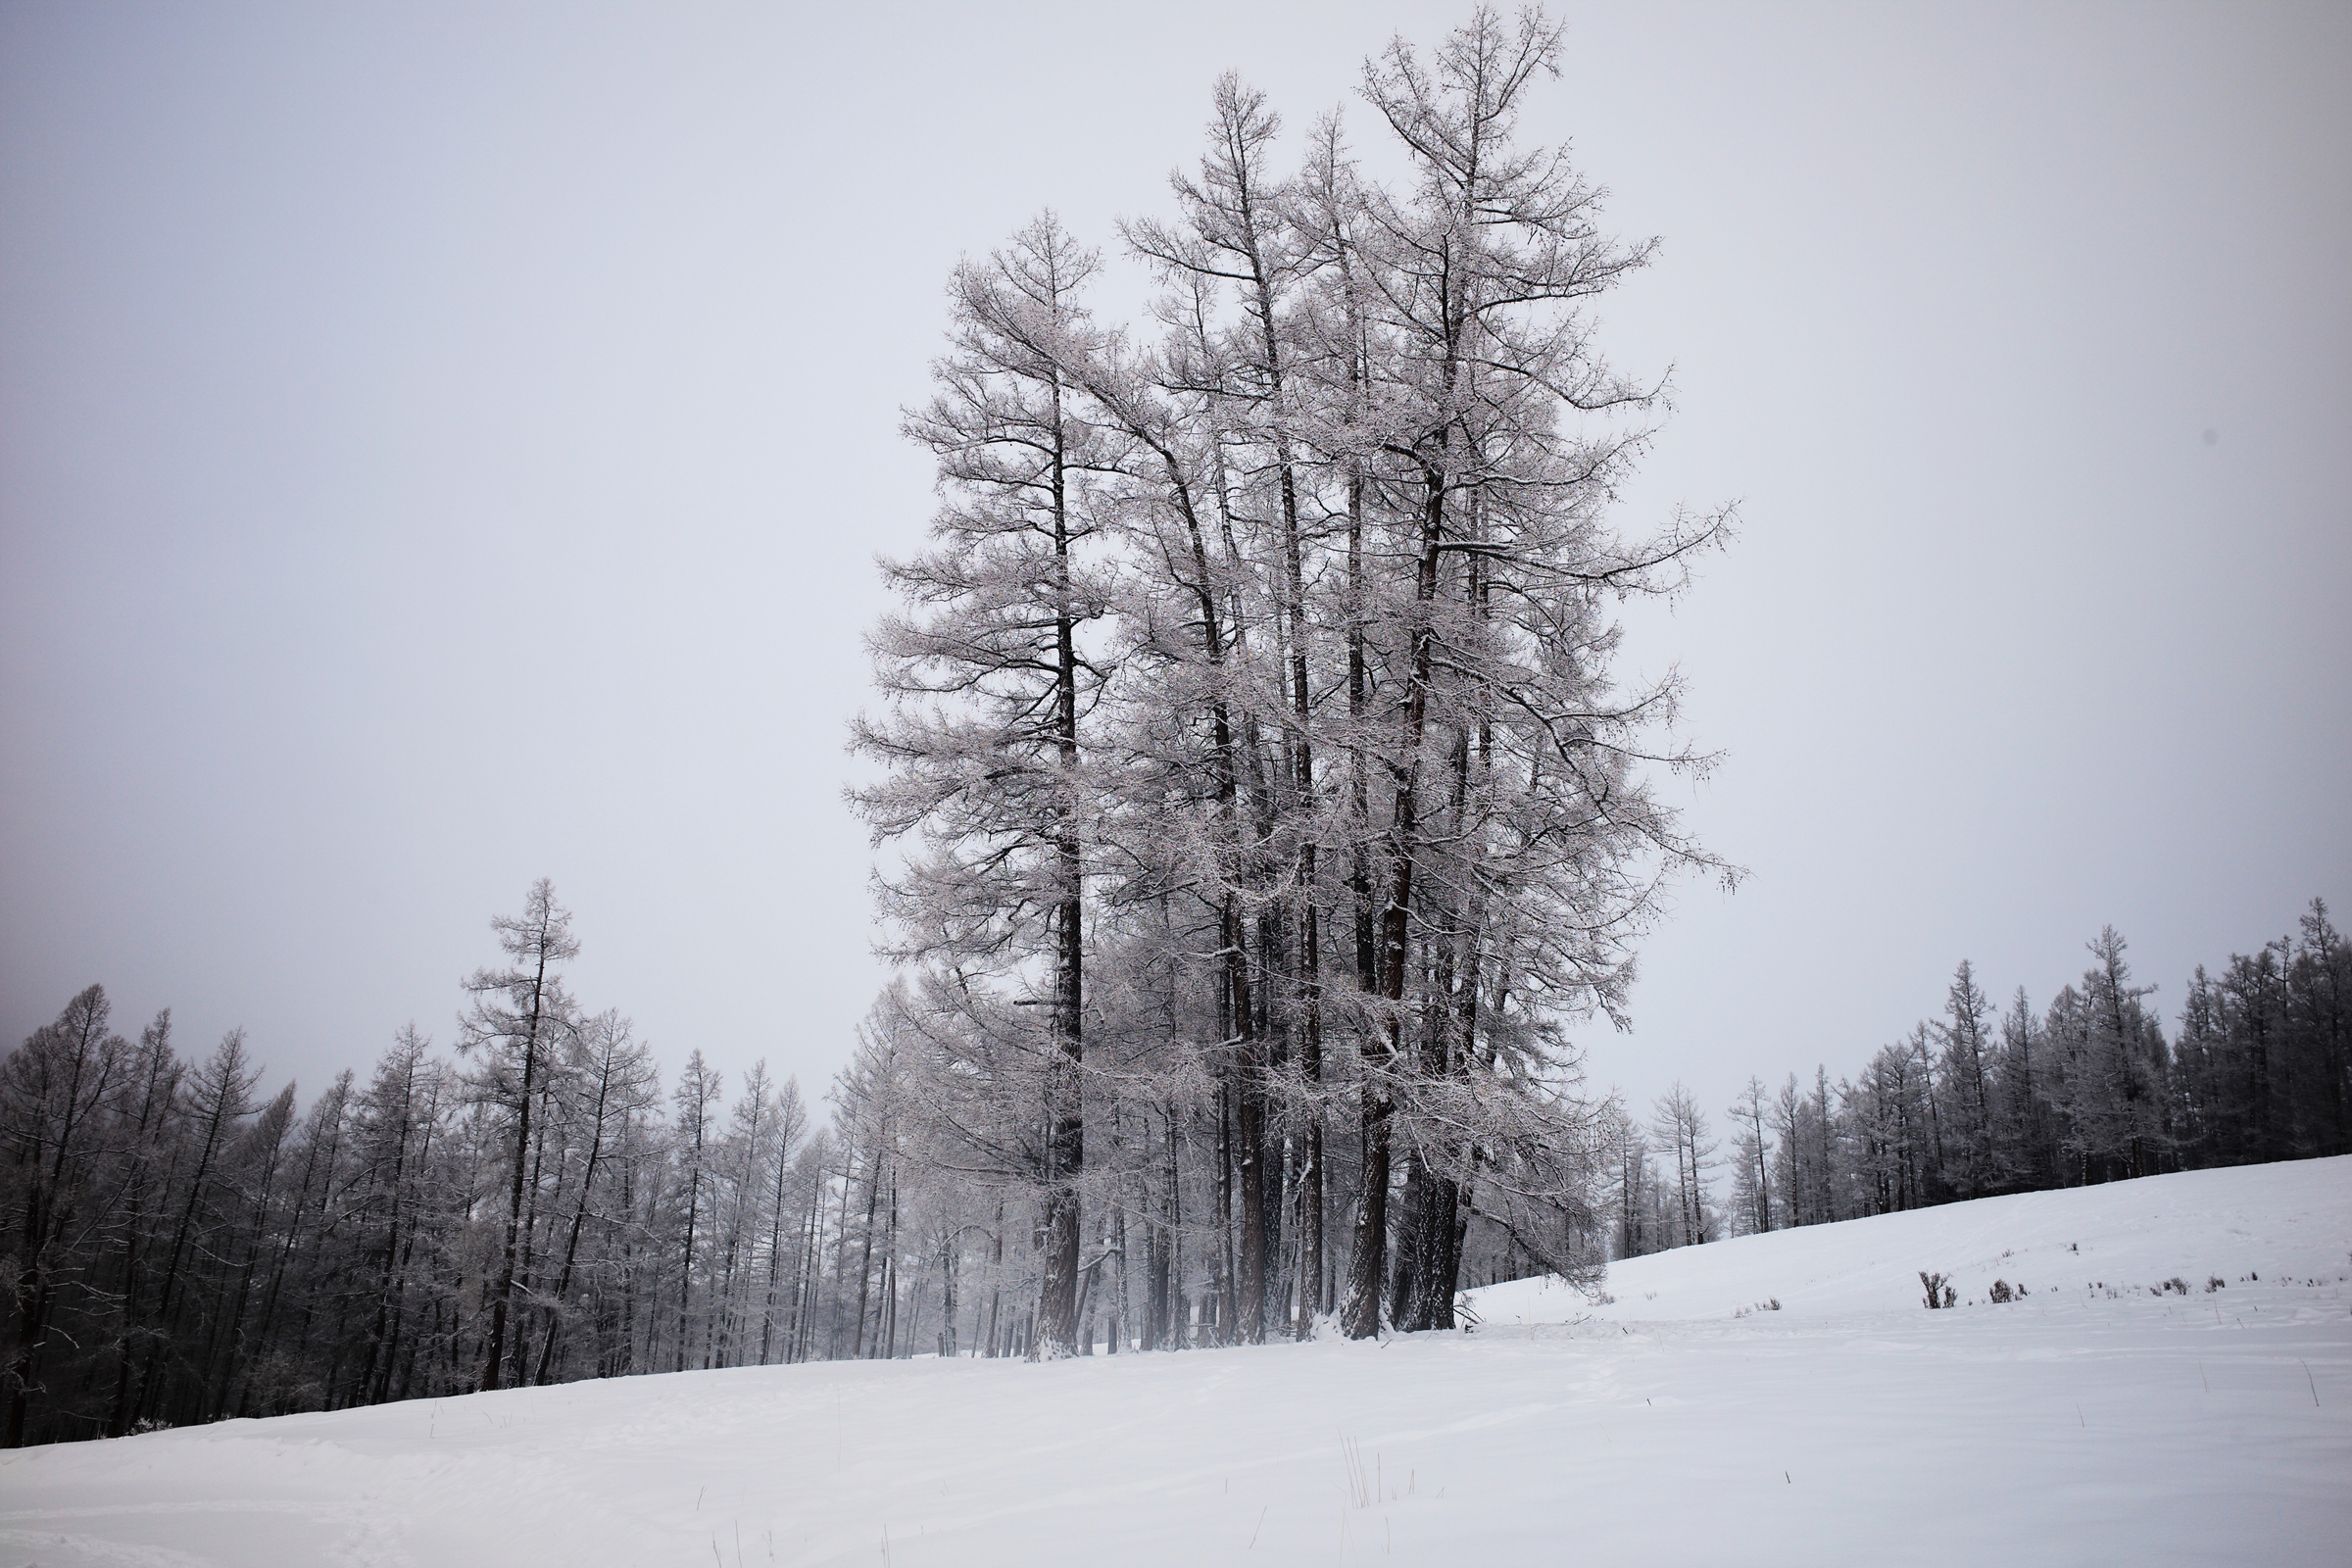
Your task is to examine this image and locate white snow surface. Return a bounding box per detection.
[5,1157,2347,1567]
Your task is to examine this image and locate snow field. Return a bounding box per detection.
[3,1157,2346,1567]
[1466,1150,2352,1325]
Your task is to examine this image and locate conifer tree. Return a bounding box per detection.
[458,879,580,1392]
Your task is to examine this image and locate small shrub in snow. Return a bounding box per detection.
[2163,1277,2188,1296]
[2206,1277,2225,1293]
[1988,1279,2014,1303]
[1920,1271,1954,1309]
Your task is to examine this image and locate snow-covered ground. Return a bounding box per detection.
[6,1158,2347,1567]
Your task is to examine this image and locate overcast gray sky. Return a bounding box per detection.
[5,1,2346,1135]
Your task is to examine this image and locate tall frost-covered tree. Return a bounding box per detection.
[669,1049,721,1372]
[1726,1077,1774,1236]
[346,1024,440,1405]
[754,1074,812,1366]
[1935,960,1996,1198]
[458,878,580,1392]
[1994,987,2058,1190]
[2061,927,2171,1182]
[1119,74,1315,1345]
[534,1011,658,1384]
[1330,9,1727,1335]
[853,214,1119,1356]
[1648,1084,1717,1247]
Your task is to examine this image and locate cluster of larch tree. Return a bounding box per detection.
[844,8,1729,1359]
[0,883,867,1449]
[0,11,1742,1446]
[1603,901,2349,1259]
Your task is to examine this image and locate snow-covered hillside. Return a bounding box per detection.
[5,1159,2346,1568]
[1467,1150,2352,1325]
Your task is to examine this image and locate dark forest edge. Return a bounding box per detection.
[1611,901,2349,1256]
[3,890,2341,1448]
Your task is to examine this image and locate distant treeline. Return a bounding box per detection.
[1,870,1567,1453]
[1609,900,2348,1258]
[4,894,2340,1449]
[0,884,842,1450]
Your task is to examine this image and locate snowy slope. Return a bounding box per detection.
[4,1158,2346,1568]
[1465,1152,2352,1324]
